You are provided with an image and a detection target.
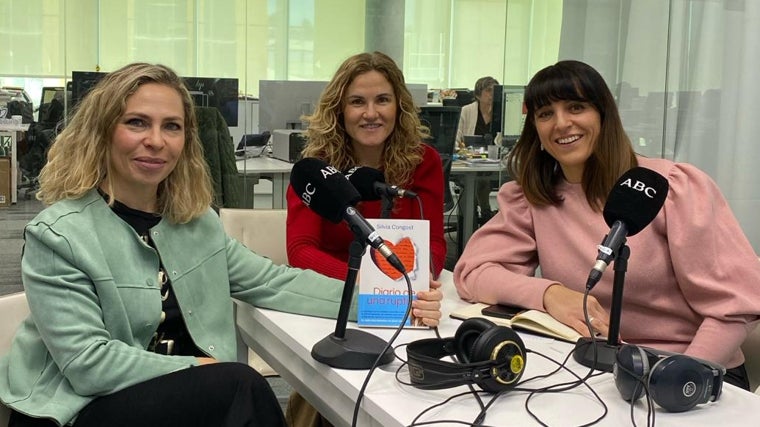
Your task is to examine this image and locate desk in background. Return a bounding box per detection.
[0,123,30,205]
[450,160,508,246]
[235,270,760,427]
[236,156,293,209]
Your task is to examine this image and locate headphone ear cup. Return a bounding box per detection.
[454,318,498,363]
[649,355,712,412]
[454,318,526,393]
[614,344,650,402]
[470,325,526,392]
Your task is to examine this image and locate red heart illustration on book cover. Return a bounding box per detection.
[371,237,416,280]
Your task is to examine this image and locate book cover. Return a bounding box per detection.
[449,303,582,343]
[357,218,430,328]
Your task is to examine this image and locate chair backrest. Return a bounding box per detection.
[0,292,30,425]
[219,208,288,265]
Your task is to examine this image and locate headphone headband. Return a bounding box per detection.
[613,344,724,412]
[636,345,726,376]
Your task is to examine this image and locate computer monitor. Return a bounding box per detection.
[182,77,239,126]
[258,80,328,133]
[258,80,428,133]
[492,85,526,149]
[407,83,429,108]
[71,72,239,126]
[418,106,461,156]
[71,71,107,107]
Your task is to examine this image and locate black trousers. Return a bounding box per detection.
[9,362,285,427]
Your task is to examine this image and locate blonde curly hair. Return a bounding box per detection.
[301,51,429,186]
[36,62,213,223]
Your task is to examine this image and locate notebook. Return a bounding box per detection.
[450,302,583,343]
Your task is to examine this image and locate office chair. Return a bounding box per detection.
[418,106,463,251]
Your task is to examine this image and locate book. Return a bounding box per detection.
[357,218,430,328]
[449,302,583,343]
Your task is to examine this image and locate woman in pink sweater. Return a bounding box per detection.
[454,60,760,390]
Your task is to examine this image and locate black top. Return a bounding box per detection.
[474,103,491,137]
[103,192,204,357]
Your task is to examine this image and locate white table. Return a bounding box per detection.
[450,160,507,245]
[0,123,30,204]
[235,270,760,427]
[236,156,294,209]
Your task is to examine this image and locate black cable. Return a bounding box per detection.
[521,349,608,426]
[615,356,655,427]
[351,272,414,427]
[415,194,424,222]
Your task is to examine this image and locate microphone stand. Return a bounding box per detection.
[380,195,394,219]
[572,244,630,372]
[311,238,394,369]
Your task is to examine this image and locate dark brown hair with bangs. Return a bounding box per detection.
[506,60,637,211]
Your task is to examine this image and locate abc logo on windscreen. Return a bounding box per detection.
[300,165,341,206]
[618,177,658,199]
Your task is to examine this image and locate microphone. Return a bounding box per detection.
[586,167,669,289]
[345,166,418,200]
[290,158,405,273]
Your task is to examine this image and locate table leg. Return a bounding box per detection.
[460,173,476,245]
[272,172,289,209]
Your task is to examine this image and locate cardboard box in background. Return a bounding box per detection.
[0,157,10,208]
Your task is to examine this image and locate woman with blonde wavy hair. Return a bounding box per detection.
[37,62,212,223]
[287,51,448,281]
[0,62,443,427]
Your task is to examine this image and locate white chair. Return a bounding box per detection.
[0,292,30,426]
[219,208,288,265]
[219,208,288,377]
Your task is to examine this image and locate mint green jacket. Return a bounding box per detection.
[0,190,355,426]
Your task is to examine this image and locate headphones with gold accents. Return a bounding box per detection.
[406,318,527,393]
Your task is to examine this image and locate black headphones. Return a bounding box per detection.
[406,318,527,393]
[613,344,725,412]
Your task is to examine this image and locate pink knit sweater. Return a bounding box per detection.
[454,156,760,368]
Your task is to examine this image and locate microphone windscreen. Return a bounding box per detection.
[603,167,669,236]
[345,166,385,201]
[290,157,361,223]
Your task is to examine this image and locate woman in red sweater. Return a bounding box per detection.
[284,51,446,427]
[286,51,447,284]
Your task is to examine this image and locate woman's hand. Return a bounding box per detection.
[543,284,609,338]
[196,357,218,365]
[412,278,443,327]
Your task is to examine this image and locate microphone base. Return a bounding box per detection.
[311,329,394,370]
[572,337,619,372]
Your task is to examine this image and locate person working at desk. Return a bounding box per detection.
[456,76,500,223]
[0,62,442,427]
[453,60,760,390]
[285,51,445,426]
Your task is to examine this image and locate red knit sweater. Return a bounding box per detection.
[286,144,446,280]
